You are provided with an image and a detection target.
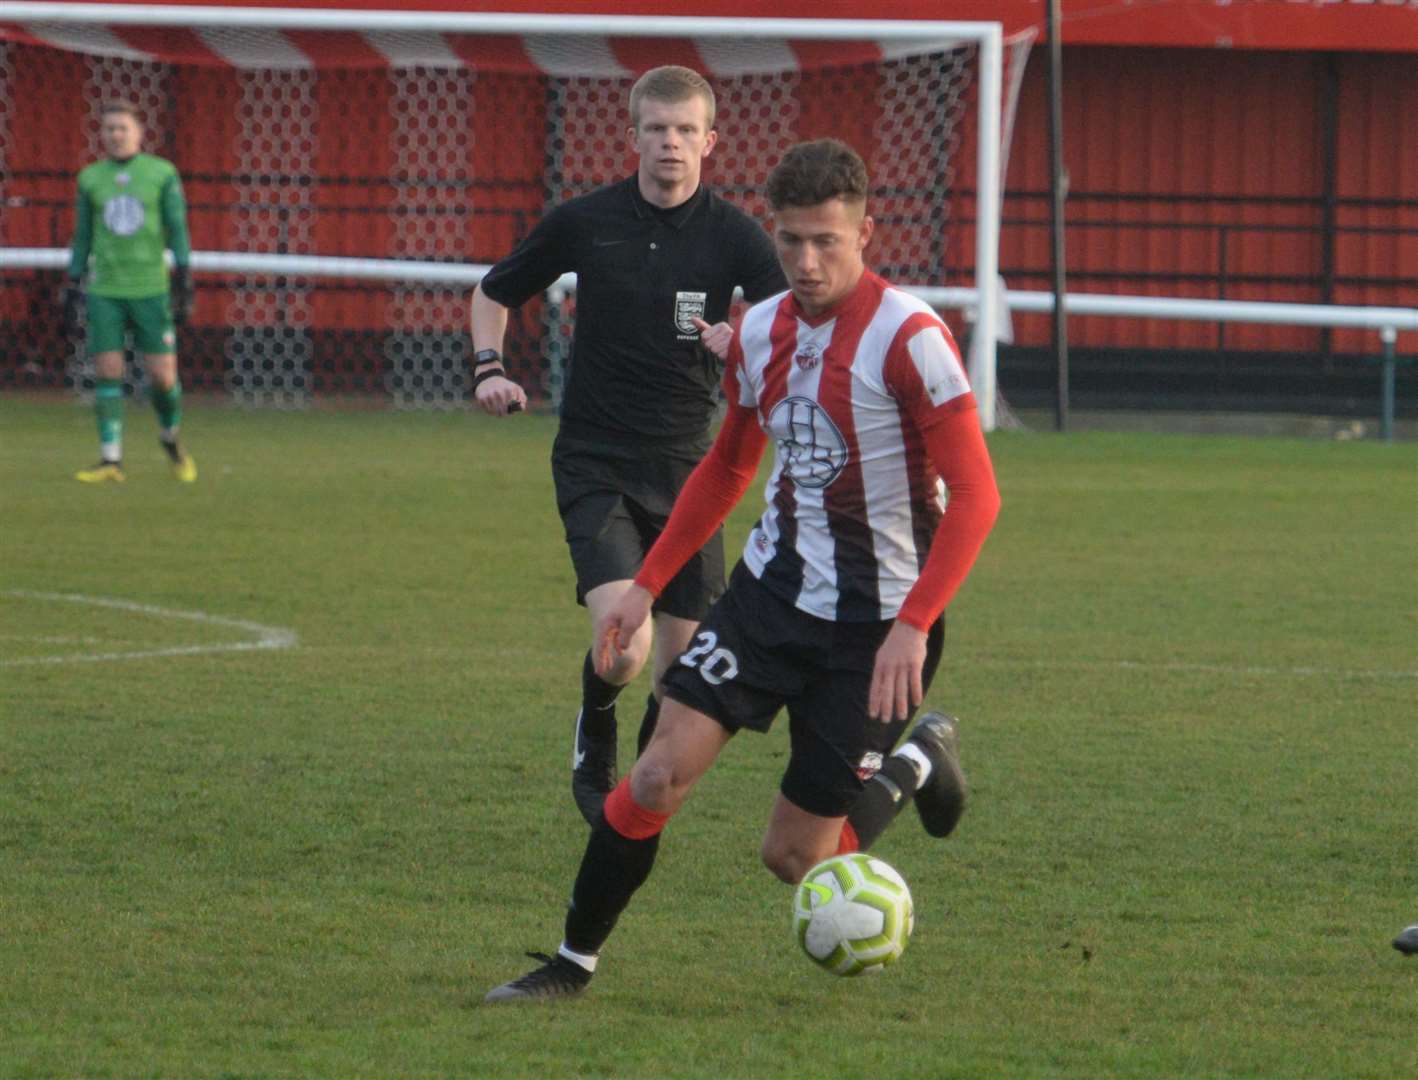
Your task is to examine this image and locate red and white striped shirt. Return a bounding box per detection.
[637,269,1000,629]
[732,270,974,621]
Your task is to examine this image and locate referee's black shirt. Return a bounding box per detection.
[480,177,786,444]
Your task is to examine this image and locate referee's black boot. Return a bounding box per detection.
[572,707,617,825]
[905,712,968,839]
[1395,925,1418,955]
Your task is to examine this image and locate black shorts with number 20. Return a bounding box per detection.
[661,561,946,818]
[552,432,725,621]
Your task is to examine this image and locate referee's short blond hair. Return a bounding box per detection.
[629,66,716,130]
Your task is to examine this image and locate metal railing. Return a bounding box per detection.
[921,285,1417,441]
[3,247,1413,437]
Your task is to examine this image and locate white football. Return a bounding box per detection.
[793,853,914,976]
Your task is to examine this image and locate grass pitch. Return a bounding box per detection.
[2,397,1415,1078]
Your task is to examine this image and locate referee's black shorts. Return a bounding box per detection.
[661,561,946,818]
[551,432,725,622]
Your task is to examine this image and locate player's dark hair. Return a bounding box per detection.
[766,139,869,211]
[99,100,142,123]
[629,65,716,130]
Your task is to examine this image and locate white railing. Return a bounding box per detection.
[4,247,1413,437]
[916,286,1418,334]
[916,286,1416,442]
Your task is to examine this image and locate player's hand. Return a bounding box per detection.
[170,267,194,327]
[474,373,527,417]
[868,620,928,723]
[60,283,82,337]
[691,317,733,361]
[594,585,654,678]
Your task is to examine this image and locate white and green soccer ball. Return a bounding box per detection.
[793,853,914,976]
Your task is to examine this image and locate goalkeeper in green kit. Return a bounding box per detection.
[65,101,196,484]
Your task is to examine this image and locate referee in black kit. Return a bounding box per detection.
[469,65,786,825]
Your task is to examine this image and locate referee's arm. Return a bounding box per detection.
[469,205,575,416]
[468,284,528,417]
[470,283,511,357]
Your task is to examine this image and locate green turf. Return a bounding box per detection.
[3,397,1415,1078]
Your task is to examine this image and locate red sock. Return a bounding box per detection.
[835,820,860,855]
[603,777,671,840]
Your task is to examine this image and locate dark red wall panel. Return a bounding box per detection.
[1001,46,1416,355]
[4,34,1412,356]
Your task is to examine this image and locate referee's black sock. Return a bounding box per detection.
[636,692,660,756]
[580,650,623,738]
[845,756,923,851]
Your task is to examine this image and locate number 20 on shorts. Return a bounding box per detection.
[679,630,739,685]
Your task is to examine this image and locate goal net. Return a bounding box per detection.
[0,9,1025,427]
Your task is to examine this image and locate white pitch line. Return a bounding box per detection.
[0,634,106,644]
[0,590,298,667]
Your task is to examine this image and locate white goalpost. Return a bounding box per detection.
[0,5,1012,427]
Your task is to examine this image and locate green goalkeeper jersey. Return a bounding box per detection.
[68,153,192,299]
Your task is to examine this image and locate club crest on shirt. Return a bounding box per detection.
[767,395,849,490]
[855,752,883,781]
[674,291,708,338]
[115,172,130,187]
[102,194,146,237]
[794,341,822,370]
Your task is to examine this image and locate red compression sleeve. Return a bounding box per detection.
[896,401,1002,631]
[634,402,768,597]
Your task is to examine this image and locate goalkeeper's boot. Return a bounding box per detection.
[905,711,968,839]
[572,707,617,826]
[161,437,197,483]
[1395,925,1418,956]
[75,460,125,484]
[484,951,593,1004]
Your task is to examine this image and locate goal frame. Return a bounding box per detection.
[5,4,1005,428]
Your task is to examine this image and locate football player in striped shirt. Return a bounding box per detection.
[486,138,999,1002]
[65,101,196,484]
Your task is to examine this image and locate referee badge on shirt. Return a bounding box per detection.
[674,291,708,338]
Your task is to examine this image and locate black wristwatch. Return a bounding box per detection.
[473,348,503,369]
